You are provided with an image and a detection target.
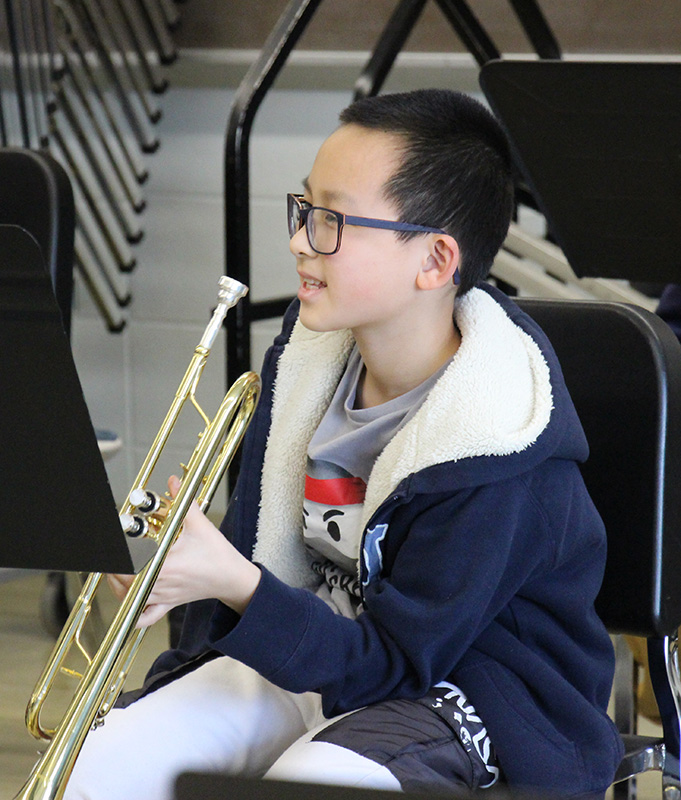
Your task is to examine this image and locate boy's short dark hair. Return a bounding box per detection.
[339,89,514,296]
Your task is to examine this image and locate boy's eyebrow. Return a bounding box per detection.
[301,177,354,208]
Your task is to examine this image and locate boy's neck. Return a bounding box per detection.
[353,308,461,409]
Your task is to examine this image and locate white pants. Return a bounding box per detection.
[64,657,401,800]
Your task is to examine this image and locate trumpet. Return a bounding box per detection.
[15,277,261,800]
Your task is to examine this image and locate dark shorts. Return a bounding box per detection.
[313,682,501,794]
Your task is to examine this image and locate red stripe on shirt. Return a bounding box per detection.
[305,474,367,506]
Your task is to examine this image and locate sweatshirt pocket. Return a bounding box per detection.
[457,665,592,794]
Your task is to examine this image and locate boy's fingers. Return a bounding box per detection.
[137,602,172,628]
[165,474,206,529]
[167,474,181,498]
[107,573,133,600]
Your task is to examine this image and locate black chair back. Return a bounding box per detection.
[0,148,75,334]
[518,298,681,639]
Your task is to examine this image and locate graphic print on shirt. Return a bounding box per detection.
[362,523,388,587]
[303,458,367,575]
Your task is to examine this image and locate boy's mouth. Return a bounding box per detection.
[300,276,327,290]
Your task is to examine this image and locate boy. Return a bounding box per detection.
[66,89,622,799]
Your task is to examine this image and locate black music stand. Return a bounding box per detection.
[174,773,530,800]
[479,60,681,283]
[0,224,149,573]
[175,775,420,800]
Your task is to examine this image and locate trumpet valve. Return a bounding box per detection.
[129,488,168,515]
[120,489,171,543]
[119,513,148,539]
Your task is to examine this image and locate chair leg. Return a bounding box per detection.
[662,772,681,800]
[648,635,681,799]
[614,635,639,800]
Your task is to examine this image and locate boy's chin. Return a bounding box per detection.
[298,307,339,333]
[300,318,338,333]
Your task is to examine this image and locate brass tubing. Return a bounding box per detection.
[15,278,260,800]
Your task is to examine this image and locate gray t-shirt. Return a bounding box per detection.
[303,345,449,616]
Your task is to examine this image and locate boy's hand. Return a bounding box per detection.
[107,475,261,628]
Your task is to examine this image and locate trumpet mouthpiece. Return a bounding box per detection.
[199,277,250,350]
[218,276,248,308]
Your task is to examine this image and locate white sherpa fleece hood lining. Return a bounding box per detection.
[253,288,553,587]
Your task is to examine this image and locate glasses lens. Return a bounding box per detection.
[308,208,339,255]
[287,195,302,238]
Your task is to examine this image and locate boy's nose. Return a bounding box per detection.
[289,225,316,257]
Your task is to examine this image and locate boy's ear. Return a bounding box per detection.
[416,234,460,290]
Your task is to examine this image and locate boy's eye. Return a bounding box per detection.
[327,520,341,541]
[321,211,337,227]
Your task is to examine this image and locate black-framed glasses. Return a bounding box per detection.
[287,193,446,255]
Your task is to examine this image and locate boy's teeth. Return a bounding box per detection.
[304,278,324,288]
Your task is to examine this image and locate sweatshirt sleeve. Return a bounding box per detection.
[204,473,564,717]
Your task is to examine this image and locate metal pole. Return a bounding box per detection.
[225,0,325,385]
[508,0,561,60]
[114,0,169,94]
[434,0,501,66]
[5,0,32,146]
[53,0,149,181]
[353,0,429,100]
[70,0,159,152]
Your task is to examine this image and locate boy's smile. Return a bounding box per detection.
[297,271,327,300]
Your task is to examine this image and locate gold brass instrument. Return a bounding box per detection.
[15,277,261,800]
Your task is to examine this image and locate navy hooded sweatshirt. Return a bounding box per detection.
[139,284,623,797]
